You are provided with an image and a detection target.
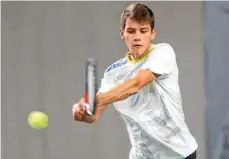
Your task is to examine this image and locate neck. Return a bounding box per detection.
[130,51,148,60]
[126,44,153,64]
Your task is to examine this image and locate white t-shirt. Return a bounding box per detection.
[98,43,198,159]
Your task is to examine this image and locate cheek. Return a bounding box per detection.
[144,34,152,40]
[124,34,131,40]
[124,35,133,44]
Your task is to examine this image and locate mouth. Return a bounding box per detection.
[133,44,142,47]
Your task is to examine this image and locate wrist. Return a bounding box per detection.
[83,114,99,123]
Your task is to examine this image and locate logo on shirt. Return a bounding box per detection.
[113,74,126,84]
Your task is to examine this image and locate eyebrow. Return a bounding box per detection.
[126,27,135,30]
[140,28,149,30]
[126,27,149,30]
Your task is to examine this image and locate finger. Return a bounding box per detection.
[80,107,88,116]
[72,103,80,118]
[74,111,83,121]
[72,104,84,121]
[78,104,88,113]
[72,102,88,121]
[79,98,86,104]
[78,105,85,113]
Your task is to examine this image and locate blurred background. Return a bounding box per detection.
[1,1,229,159]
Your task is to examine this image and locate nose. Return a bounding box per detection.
[134,37,140,42]
[134,31,141,41]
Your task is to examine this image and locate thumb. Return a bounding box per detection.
[80,97,86,104]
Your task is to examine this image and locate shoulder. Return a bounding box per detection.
[104,57,128,74]
[153,43,175,53]
[150,43,176,60]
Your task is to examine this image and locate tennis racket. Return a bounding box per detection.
[84,58,98,115]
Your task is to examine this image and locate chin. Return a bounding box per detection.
[131,48,145,57]
[138,50,146,56]
[134,51,145,58]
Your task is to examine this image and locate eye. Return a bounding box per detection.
[127,29,135,34]
[141,30,148,33]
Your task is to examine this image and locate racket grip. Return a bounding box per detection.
[83,92,88,104]
[80,94,92,115]
[81,102,92,115]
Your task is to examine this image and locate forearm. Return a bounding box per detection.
[96,78,140,107]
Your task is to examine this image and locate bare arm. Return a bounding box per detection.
[73,69,158,122]
[96,69,159,107]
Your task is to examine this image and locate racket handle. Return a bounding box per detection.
[83,92,88,104]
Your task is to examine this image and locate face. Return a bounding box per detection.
[120,18,156,59]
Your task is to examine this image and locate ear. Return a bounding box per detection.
[151,28,156,41]
[120,28,125,40]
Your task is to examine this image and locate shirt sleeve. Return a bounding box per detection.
[97,77,108,94]
[141,43,176,75]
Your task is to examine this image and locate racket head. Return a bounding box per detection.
[85,58,97,115]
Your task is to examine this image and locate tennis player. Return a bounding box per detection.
[72,3,198,159]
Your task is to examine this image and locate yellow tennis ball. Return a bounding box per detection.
[28,111,48,129]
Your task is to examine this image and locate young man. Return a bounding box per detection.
[72,3,198,159]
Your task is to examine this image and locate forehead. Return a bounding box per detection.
[125,18,151,29]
